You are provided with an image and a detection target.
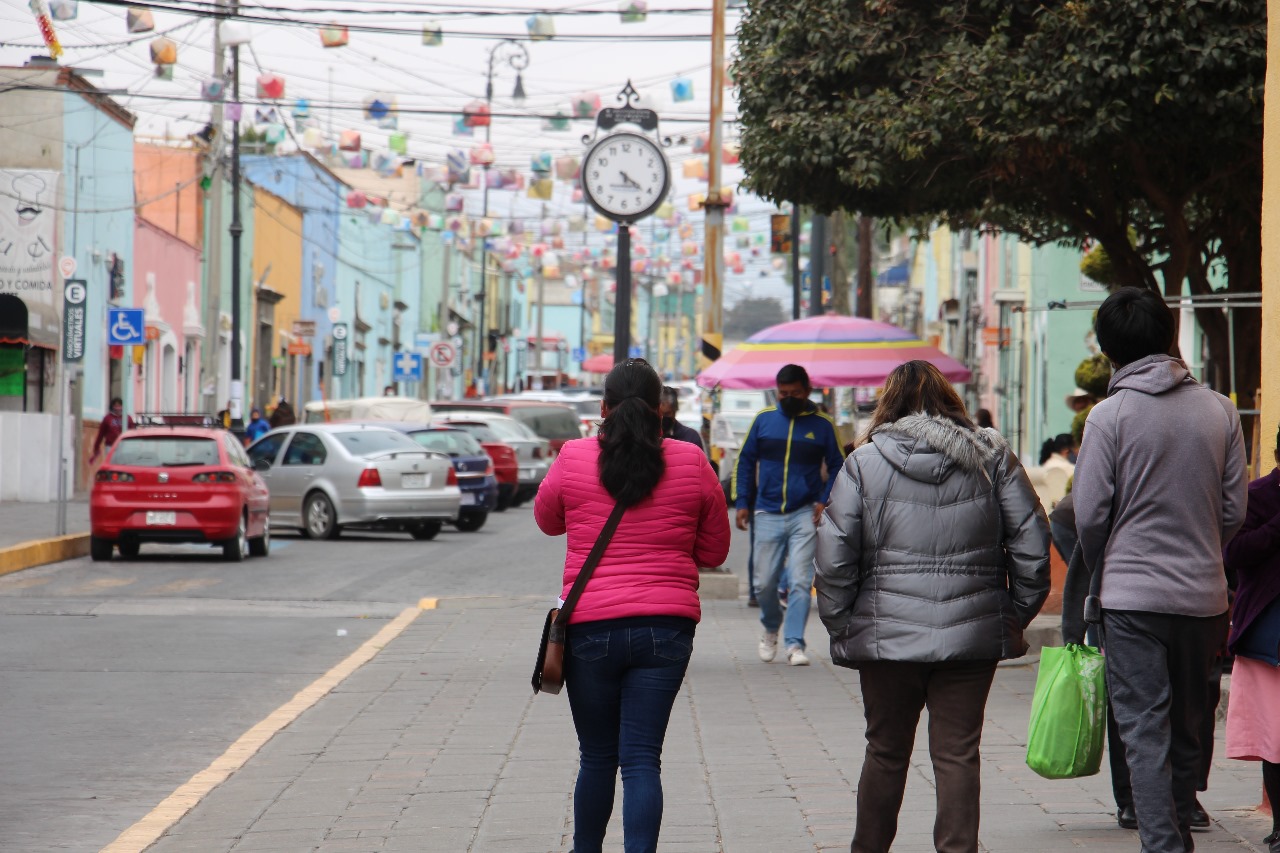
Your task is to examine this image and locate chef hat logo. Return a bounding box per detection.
[12,173,46,224]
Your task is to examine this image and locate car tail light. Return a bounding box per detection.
[357,467,382,488]
[447,467,458,486]
[193,471,237,483]
[484,462,494,476]
[95,470,135,483]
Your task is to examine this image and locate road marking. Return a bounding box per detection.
[147,578,221,595]
[65,578,135,594]
[0,576,52,590]
[99,605,422,853]
[418,597,438,610]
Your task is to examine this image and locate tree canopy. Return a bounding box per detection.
[735,0,1264,400]
[725,296,787,340]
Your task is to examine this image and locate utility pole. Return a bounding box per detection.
[856,215,874,318]
[790,204,801,320]
[436,231,452,399]
[202,7,226,414]
[700,0,727,366]
[808,214,827,316]
[228,0,244,431]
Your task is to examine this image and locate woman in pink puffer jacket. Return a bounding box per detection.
[535,358,730,853]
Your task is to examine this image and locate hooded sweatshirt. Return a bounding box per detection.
[1073,354,1247,617]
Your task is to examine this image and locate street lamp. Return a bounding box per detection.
[476,38,530,392]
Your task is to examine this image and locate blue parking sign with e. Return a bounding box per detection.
[107,308,145,345]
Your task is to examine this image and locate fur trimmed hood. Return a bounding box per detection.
[871,413,1007,484]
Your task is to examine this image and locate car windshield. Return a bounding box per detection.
[333,429,421,457]
[409,430,484,457]
[447,423,501,443]
[112,436,220,467]
[567,399,600,416]
[481,418,534,441]
[513,407,581,440]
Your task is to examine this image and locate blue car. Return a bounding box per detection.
[400,426,498,532]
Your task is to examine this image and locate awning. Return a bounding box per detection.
[0,293,57,348]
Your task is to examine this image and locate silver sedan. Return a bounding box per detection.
[247,424,461,541]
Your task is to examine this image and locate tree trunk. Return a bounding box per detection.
[829,210,851,315]
[856,215,874,318]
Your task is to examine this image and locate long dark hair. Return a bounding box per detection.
[598,358,665,506]
[863,360,973,443]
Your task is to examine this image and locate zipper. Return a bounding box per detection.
[781,416,795,512]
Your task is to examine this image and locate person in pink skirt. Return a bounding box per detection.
[1223,425,1280,853]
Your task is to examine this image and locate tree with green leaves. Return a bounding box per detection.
[725,296,787,340]
[735,0,1263,405]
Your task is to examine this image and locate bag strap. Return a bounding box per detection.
[554,500,626,627]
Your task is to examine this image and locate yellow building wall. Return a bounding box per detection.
[252,187,303,407]
[1263,1,1280,471]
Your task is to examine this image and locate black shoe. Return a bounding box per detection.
[1190,799,1211,831]
[747,596,759,608]
[1263,829,1280,853]
[1117,804,1138,829]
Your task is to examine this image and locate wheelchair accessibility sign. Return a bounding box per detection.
[107,308,146,346]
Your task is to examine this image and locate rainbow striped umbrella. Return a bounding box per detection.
[697,315,971,390]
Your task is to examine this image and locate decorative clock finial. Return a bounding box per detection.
[617,80,641,109]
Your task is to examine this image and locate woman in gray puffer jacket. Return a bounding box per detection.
[815,360,1049,853]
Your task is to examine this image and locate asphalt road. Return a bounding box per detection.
[0,505,571,852]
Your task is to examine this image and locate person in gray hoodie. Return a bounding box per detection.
[1073,286,1247,853]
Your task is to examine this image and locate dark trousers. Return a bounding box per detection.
[1102,609,1228,853]
[565,623,694,853]
[852,660,998,853]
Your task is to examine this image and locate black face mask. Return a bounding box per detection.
[778,396,808,418]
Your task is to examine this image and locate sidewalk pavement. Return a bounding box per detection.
[0,500,90,571]
[135,594,1272,853]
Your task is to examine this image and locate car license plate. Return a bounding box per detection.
[520,468,533,478]
[146,511,176,526]
[460,492,477,506]
[401,473,427,488]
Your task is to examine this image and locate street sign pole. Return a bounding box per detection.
[56,278,86,537]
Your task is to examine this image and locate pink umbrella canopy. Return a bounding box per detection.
[581,353,615,374]
[697,315,972,390]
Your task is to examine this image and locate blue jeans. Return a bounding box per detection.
[753,507,816,650]
[565,622,694,853]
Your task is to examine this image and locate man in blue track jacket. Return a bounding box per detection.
[734,364,845,666]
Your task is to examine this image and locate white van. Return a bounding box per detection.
[302,397,433,424]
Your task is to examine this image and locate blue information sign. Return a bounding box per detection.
[392,351,423,382]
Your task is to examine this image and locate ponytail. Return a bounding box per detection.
[598,359,665,506]
[1038,438,1056,466]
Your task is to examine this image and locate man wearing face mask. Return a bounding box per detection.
[734,364,845,666]
[660,386,704,449]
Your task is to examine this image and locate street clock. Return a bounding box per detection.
[582,131,670,223]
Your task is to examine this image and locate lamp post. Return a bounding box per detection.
[228,4,244,431]
[476,38,529,392]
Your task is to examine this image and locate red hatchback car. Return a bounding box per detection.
[90,427,271,562]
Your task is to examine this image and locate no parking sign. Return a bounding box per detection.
[429,341,457,369]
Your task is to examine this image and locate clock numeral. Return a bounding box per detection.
[608,195,614,204]
[622,143,632,153]
[592,170,599,179]
[599,157,609,166]
[596,184,604,193]
[621,200,628,210]
[647,188,654,195]
[609,147,617,156]
[648,159,655,167]
[651,172,658,181]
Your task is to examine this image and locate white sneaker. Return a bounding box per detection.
[758,631,778,662]
[787,646,810,666]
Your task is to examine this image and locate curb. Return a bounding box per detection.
[0,533,89,575]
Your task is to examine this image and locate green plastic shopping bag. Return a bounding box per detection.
[1025,643,1107,779]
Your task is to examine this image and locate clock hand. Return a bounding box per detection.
[618,171,641,189]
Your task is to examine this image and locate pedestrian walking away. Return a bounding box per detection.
[814,359,1050,853]
[1074,286,1248,853]
[534,358,731,853]
[1223,424,1280,853]
[733,363,845,666]
[90,396,134,464]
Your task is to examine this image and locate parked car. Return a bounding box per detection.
[431,399,581,454]
[301,397,432,424]
[493,392,602,437]
[247,424,460,541]
[429,420,519,511]
[432,412,550,507]
[386,425,498,532]
[89,427,270,562]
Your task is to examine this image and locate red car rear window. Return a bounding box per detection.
[111,437,220,467]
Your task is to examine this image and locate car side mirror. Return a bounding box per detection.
[253,458,271,472]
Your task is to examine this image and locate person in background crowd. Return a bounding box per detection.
[734,364,845,667]
[1222,424,1280,853]
[975,408,996,431]
[269,398,296,429]
[1074,287,1247,853]
[1031,433,1076,511]
[384,384,397,396]
[534,358,730,853]
[90,397,134,464]
[244,407,270,443]
[816,359,1049,853]
[659,386,703,449]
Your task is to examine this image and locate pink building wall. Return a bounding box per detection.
[132,217,203,413]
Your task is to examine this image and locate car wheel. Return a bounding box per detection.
[118,540,140,559]
[304,493,340,540]
[249,516,271,557]
[222,515,248,562]
[89,536,113,562]
[454,512,487,533]
[410,521,442,541]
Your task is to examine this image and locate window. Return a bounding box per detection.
[442,423,500,444]
[248,432,286,467]
[112,437,220,467]
[514,407,580,440]
[224,435,253,468]
[283,432,328,466]
[409,430,484,457]
[333,429,419,457]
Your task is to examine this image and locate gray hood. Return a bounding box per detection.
[1108,354,1191,396]
[870,413,1006,484]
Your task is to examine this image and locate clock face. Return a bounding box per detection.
[582,132,670,222]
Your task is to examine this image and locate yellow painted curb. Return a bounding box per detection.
[100,605,423,853]
[0,533,89,575]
